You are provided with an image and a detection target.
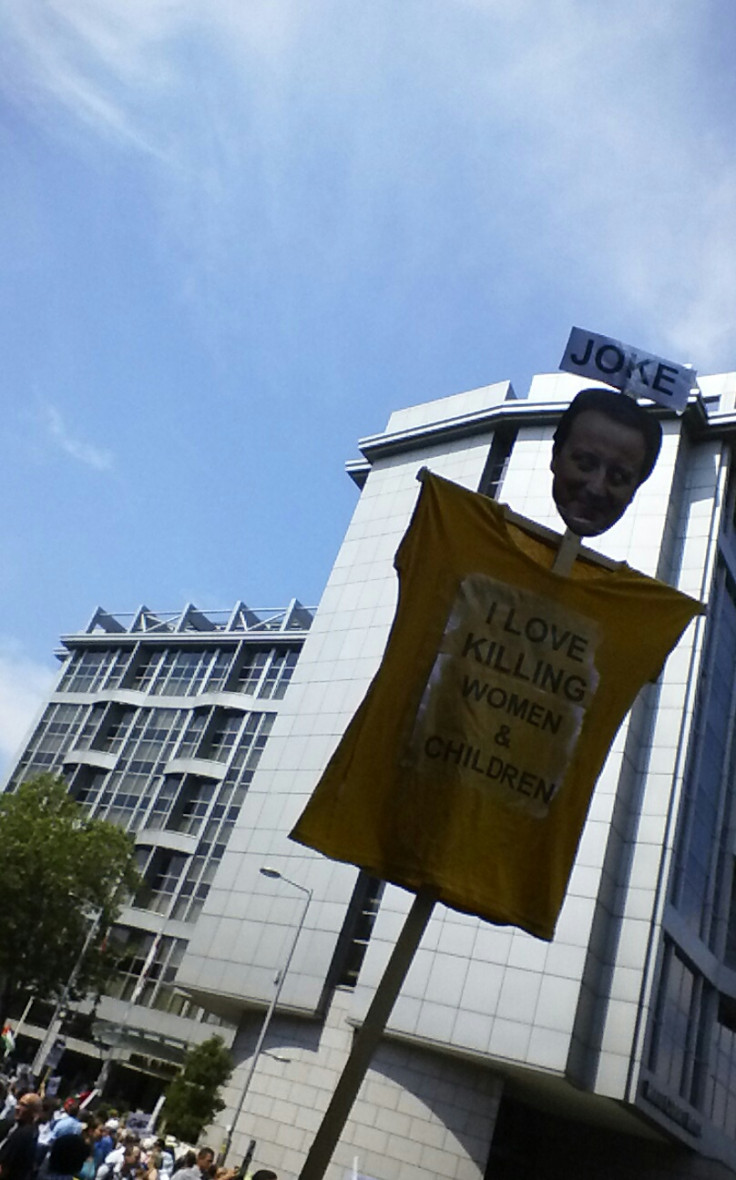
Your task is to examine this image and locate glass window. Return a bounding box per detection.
[126,708,183,764]
[105,649,133,690]
[16,702,86,776]
[146,774,184,831]
[259,650,299,699]
[334,874,384,989]
[167,776,216,836]
[133,850,188,916]
[69,766,108,810]
[58,650,116,693]
[649,941,700,1100]
[478,425,517,500]
[103,706,137,753]
[102,768,159,830]
[177,709,210,760]
[233,649,269,695]
[200,710,243,762]
[671,567,736,944]
[152,650,209,697]
[107,929,190,1009]
[205,649,233,692]
[106,928,156,1001]
[75,703,108,750]
[131,649,165,692]
[708,996,736,1135]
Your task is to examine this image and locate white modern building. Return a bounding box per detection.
[7,369,736,1178]
[176,369,736,1180]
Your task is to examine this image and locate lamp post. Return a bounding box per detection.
[32,902,104,1077]
[222,867,313,1164]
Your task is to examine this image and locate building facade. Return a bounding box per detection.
[7,370,736,1177]
[175,370,736,1179]
[3,601,313,1095]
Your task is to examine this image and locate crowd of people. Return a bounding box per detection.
[0,1076,277,1180]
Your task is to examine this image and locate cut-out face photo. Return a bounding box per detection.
[550,389,662,538]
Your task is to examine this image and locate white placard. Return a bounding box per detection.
[560,327,696,413]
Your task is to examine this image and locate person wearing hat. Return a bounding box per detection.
[49,1100,83,1142]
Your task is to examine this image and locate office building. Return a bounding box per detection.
[8,369,736,1177]
[176,370,736,1179]
[4,601,313,1097]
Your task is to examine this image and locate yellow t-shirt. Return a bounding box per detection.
[291,471,703,940]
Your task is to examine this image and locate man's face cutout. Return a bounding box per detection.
[550,408,647,537]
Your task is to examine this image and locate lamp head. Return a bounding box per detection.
[259,867,281,880]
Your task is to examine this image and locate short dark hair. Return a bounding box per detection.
[48,1134,90,1175]
[553,388,662,485]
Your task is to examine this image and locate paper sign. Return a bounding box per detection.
[560,327,696,412]
[404,574,600,819]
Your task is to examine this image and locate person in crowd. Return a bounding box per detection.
[34,1099,60,1175]
[0,1092,42,1180]
[141,1143,159,1180]
[77,1124,97,1180]
[97,1132,139,1180]
[88,1123,110,1168]
[96,1144,142,1180]
[170,1148,214,1180]
[212,1167,237,1180]
[39,1133,91,1180]
[0,1085,18,1124]
[90,1121,114,1174]
[0,1095,16,1145]
[35,1102,59,1147]
[151,1141,173,1180]
[48,1101,83,1143]
[99,1123,140,1170]
[0,1027,15,1066]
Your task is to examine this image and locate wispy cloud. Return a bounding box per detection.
[0,0,182,153]
[3,1,735,378]
[0,642,55,776]
[41,402,114,471]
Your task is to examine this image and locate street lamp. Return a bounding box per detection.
[32,902,104,1077]
[222,867,313,1164]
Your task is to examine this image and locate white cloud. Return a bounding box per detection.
[0,644,55,775]
[0,0,301,153]
[3,1,735,377]
[41,403,114,472]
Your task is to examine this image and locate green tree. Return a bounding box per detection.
[162,1036,233,1143]
[0,774,139,1021]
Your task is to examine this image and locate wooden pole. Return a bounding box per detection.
[298,890,436,1180]
[551,528,581,575]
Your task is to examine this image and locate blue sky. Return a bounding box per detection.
[1,0,735,769]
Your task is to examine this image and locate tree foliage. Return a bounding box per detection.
[0,774,140,1020]
[163,1036,233,1143]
